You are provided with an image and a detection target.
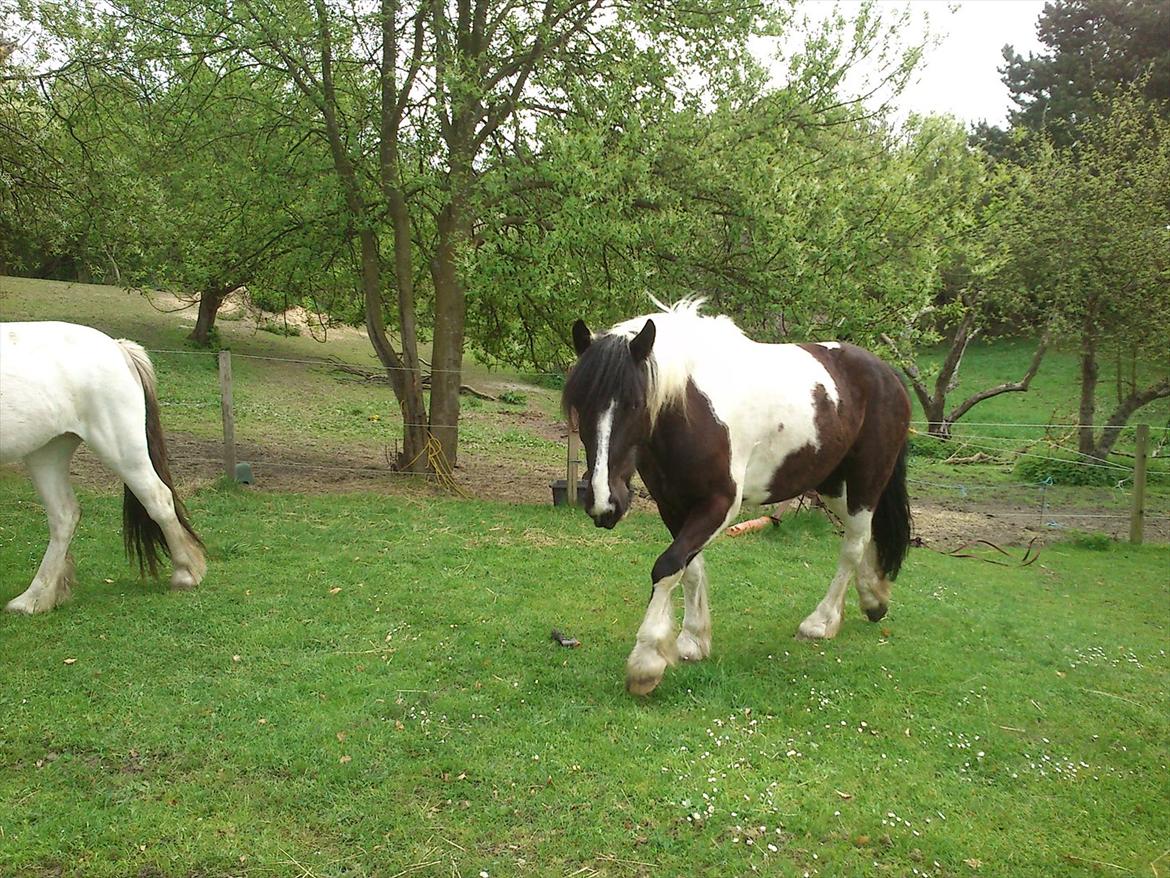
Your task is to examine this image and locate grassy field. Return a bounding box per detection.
[1,477,1168,878]
[2,276,1168,876]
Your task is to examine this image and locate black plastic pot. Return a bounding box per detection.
[550,478,589,508]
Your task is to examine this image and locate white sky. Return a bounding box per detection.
[777,0,1049,127]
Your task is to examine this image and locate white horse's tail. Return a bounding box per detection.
[116,339,204,576]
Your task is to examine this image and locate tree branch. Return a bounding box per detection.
[946,332,1050,424]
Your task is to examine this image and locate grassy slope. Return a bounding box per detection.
[0,276,567,472]
[1,479,1167,878]
[904,340,1170,524]
[911,338,1169,437]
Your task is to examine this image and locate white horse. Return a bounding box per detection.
[0,322,206,613]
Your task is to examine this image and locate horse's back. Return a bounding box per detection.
[0,322,144,463]
[695,339,906,504]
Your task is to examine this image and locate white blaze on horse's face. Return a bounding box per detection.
[589,400,618,519]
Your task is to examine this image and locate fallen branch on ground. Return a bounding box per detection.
[329,360,496,400]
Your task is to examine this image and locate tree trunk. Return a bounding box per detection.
[385,191,429,471]
[378,0,429,473]
[356,229,431,472]
[312,0,430,472]
[429,196,469,468]
[1078,319,1099,458]
[189,284,226,347]
[1089,378,1170,461]
[923,397,949,439]
[883,315,1046,441]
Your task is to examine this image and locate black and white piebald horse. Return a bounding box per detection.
[563,299,911,695]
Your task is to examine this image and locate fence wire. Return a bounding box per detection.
[142,347,1167,536]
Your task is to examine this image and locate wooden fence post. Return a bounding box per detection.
[219,350,236,481]
[566,423,580,506]
[1129,423,1149,545]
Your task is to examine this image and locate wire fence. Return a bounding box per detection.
[140,347,1168,538]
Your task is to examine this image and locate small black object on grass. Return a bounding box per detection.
[550,628,581,648]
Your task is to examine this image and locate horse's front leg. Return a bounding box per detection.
[676,553,711,662]
[627,497,735,695]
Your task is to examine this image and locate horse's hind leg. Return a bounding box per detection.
[797,494,870,640]
[85,424,205,590]
[119,460,205,589]
[855,541,890,622]
[6,435,82,614]
[676,553,712,661]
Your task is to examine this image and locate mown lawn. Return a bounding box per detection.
[1,476,1166,878]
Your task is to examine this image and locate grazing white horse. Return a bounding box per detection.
[0,322,206,613]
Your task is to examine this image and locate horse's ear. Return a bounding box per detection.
[572,319,592,356]
[629,319,656,363]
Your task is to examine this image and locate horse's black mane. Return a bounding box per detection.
[562,332,654,420]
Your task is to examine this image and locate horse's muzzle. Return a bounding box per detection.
[592,508,622,529]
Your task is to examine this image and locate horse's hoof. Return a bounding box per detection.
[796,613,840,640]
[6,593,50,614]
[626,671,663,696]
[626,648,668,696]
[170,570,199,591]
[5,597,34,615]
[865,604,888,622]
[676,630,710,662]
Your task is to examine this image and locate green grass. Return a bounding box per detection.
[1,476,1167,877]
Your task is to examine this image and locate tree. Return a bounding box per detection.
[976,0,1170,151]
[1004,88,1169,460]
[191,0,788,468]
[12,0,937,470]
[128,67,346,348]
[467,5,933,368]
[881,118,1050,439]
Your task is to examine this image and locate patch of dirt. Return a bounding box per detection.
[912,498,1169,549]
[147,288,367,343]
[39,430,1164,550]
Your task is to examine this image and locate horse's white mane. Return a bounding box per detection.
[609,296,748,425]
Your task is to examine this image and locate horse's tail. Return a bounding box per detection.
[872,439,911,581]
[116,339,204,577]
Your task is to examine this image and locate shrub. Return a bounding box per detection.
[909,433,953,460]
[526,371,565,390]
[499,389,527,406]
[1066,531,1112,551]
[259,320,301,337]
[1013,450,1117,487]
